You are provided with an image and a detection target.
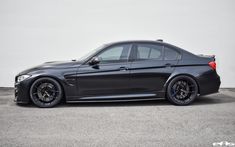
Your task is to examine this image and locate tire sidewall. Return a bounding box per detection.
[167,75,198,105]
[30,77,63,108]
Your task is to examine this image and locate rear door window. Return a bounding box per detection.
[135,44,163,60]
[164,46,180,60]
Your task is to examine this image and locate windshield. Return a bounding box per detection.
[78,44,107,61]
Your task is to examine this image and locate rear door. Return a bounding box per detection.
[129,43,180,95]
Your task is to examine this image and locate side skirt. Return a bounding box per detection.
[66,93,166,103]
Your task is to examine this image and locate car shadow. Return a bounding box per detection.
[59,98,169,108]
[14,93,235,108]
[193,93,235,106]
[59,93,235,108]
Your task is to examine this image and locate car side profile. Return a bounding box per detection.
[15,40,221,107]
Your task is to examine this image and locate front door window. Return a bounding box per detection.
[97,44,131,63]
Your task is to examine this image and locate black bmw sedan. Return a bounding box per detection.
[15,40,221,107]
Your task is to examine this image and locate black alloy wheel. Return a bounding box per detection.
[167,75,198,105]
[30,77,63,108]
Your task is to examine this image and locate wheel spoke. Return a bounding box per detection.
[171,79,196,101]
[172,91,178,97]
[32,82,59,103]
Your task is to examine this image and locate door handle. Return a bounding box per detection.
[165,63,173,67]
[119,67,128,71]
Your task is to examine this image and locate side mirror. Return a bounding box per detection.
[89,56,101,65]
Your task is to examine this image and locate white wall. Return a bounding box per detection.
[0,0,235,87]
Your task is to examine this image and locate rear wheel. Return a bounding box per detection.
[166,75,198,105]
[30,77,63,108]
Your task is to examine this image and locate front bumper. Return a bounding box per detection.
[14,80,31,104]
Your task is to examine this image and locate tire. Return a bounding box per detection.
[29,77,63,108]
[166,75,198,106]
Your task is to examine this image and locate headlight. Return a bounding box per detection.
[16,75,31,83]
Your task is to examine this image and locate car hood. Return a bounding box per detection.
[18,60,83,75]
[39,60,81,68]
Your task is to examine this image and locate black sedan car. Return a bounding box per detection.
[15,40,221,107]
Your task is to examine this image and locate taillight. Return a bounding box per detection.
[209,61,216,70]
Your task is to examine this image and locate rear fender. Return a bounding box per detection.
[163,66,207,94]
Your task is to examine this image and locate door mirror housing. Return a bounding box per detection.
[89,56,101,65]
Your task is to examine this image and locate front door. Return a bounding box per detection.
[77,43,132,98]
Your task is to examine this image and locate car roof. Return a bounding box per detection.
[106,40,196,56]
[107,40,164,45]
[107,40,181,50]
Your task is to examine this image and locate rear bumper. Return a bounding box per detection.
[197,70,221,95]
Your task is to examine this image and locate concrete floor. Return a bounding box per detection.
[0,88,235,147]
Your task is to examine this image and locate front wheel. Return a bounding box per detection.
[30,77,63,108]
[166,75,198,105]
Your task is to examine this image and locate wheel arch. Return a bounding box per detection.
[164,73,200,96]
[29,75,66,101]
